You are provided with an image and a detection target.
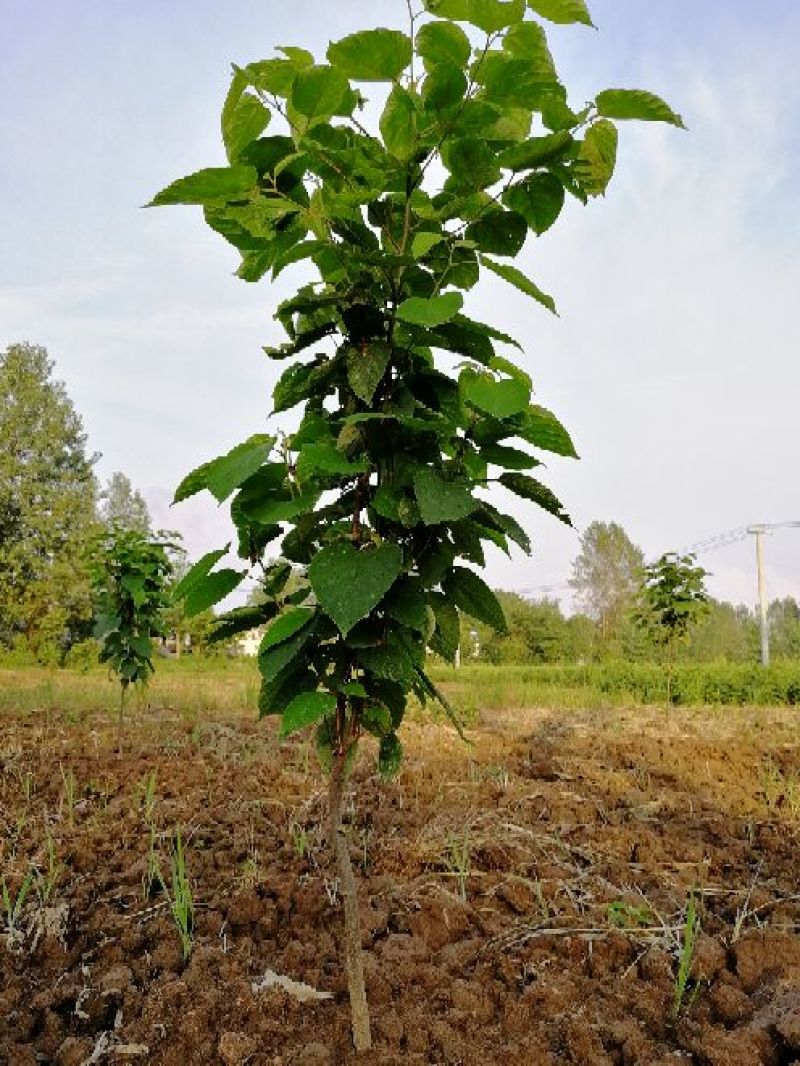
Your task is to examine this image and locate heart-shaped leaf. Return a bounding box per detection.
[309,541,403,635]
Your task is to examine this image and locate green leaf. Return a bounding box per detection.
[595,89,685,128]
[172,547,229,602]
[519,404,578,457]
[239,491,320,526]
[358,642,416,684]
[246,59,300,97]
[415,668,469,740]
[414,468,477,525]
[411,231,444,259]
[209,604,277,644]
[576,119,618,196]
[460,368,530,419]
[291,65,351,121]
[416,21,471,69]
[480,255,557,314]
[428,591,460,662]
[309,541,403,635]
[479,443,539,469]
[499,472,571,524]
[396,292,463,327]
[259,624,316,682]
[120,574,146,608]
[342,681,368,698]
[503,21,556,77]
[260,607,315,652]
[222,76,270,162]
[296,442,368,482]
[441,137,500,192]
[128,634,152,659]
[478,55,562,110]
[378,733,403,779]
[442,566,507,633]
[464,209,527,256]
[497,130,572,170]
[422,63,467,112]
[273,360,325,414]
[383,577,429,632]
[502,173,564,234]
[347,341,392,404]
[483,505,532,554]
[205,434,275,503]
[185,569,244,617]
[173,460,213,504]
[327,29,412,81]
[362,704,393,736]
[280,691,337,737]
[425,0,526,34]
[259,664,317,717]
[380,86,418,159]
[526,0,594,26]
[148,166,258,207]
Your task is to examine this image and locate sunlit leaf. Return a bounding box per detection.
[148,166,258,207]
[526,0,594,26]
[595,89,685,128]
[480,255,557,314]
[327,29,412,81]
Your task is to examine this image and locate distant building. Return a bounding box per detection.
[238,629,262,657]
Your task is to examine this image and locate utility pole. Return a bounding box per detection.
[747,522,800,667]
[749,526,769,666]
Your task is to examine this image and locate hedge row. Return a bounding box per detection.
[513,661,800,706]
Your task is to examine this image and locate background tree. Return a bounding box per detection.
[634,551,710,701]
[687,600,758,663]
[99,471,152,533]
[0,342,98,658]
[152,2,683,1049]
[570,520,644,648]
[768,597,800,660]
[465,593,569,664]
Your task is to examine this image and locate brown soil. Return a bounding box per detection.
[1,696,800,1065]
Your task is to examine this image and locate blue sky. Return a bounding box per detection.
[2,0,799,608]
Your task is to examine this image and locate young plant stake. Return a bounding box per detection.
[152,0,682,1049]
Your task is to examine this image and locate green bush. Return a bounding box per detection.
[538,660,800,705]
[432,660,800,708]
[63,638,101,673]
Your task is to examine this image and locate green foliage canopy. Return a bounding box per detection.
[570,520,645,643]
[0,343,98,657]
[634,552,710,691]
[99,472,152,534]
[152,4,682,773]
[90,526,174,688]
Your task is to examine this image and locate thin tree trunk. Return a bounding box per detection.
[328,750,371,1052]
[117,684,127,758]
[665,644,674,708]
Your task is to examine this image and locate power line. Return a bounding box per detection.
[508,522,799,604]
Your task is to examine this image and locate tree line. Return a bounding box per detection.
[0,342,214,663]
[2,343,797,668]
[466,521,800,665]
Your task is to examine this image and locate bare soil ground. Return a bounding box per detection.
[1,681,800,1065]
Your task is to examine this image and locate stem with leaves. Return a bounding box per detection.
[152,1,684,1049]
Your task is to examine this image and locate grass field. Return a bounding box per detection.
[1,663,800,1063]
